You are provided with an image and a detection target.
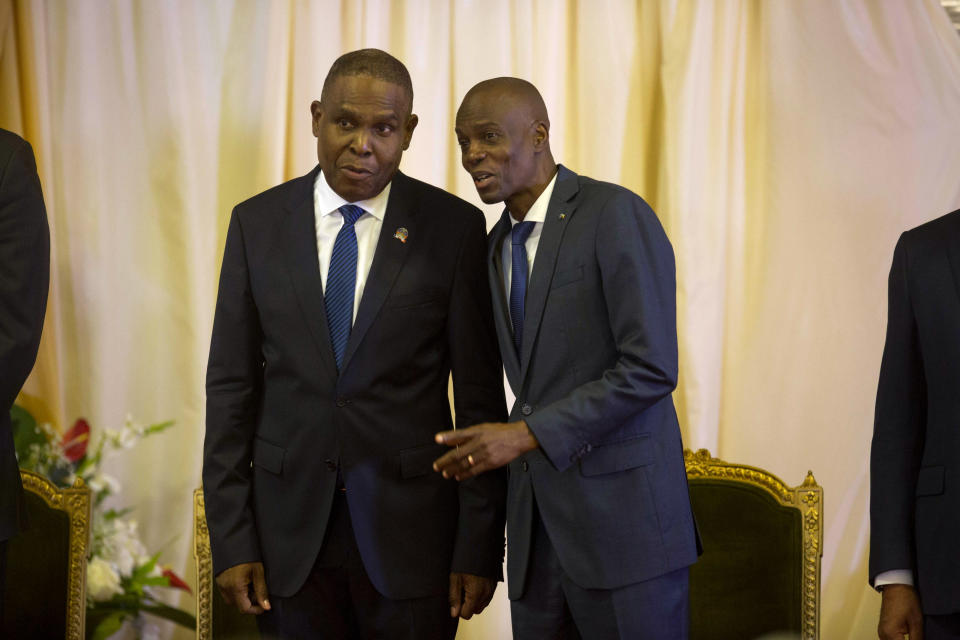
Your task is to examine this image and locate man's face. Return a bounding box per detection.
[312,75,417,202]
[455,91,539,205]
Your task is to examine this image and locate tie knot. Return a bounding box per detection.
[339,204,365,226]
[512,221,536,246]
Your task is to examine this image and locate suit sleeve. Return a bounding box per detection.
[446,210,508,580]
[203,208,265,576]
[868,234,925,583]
[525,190,678,472]
[0,137,49,410]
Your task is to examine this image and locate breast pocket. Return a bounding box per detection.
[384,289,446,310]
[551,265,584,290]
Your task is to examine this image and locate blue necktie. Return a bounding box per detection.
[325,204,365,370]
[510,221,536,354]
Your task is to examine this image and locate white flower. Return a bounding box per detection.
[117,425,138,449]
[87,556,123,602]
[99,518,148,577]
[87,472,121,496]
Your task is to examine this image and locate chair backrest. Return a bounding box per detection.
[194,487,261,639]
[685,449,822,640]
[3,470,90,640]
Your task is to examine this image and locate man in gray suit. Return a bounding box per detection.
[433,78,699,639]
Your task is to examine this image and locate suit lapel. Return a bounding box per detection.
[519,166,580,382]
[282,166,338,377]
[488,211,521,389]
[340,172,415,372]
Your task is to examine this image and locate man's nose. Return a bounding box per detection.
[463,144,484,165]
[350,129,372,155]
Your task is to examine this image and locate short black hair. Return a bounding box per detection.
[322,49,413,110]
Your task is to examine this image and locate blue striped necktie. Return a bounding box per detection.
[325,204,365,370]
[510,221,536,354]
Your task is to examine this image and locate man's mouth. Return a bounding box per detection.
[472,172,494,188]
[341,165,373,179]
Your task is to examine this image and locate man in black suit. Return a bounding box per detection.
[0,128,50,621]
[435,78,698,639]
[871,209,960,640]
[203,50,507,639]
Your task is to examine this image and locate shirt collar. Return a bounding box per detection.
[508,171,558,226]
[314,169,391,221]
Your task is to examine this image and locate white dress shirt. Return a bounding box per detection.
[500,172,559,320]
[314,170,390,324]
[874,569,913,589]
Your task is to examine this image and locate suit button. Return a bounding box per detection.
[324,459,337,471]
[336,398,346,407]
[520,460,529,472]
[521,404,532,416]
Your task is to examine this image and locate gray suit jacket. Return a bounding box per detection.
[489,165,698,598]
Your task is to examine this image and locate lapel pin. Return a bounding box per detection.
[393,227,409,243]
[558,213,566,220]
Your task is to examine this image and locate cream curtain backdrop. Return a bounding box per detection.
[3,0,960,638]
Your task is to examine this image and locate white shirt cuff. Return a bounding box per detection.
[874,569,914,588]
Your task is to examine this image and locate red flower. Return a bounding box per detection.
[61,419,90,462]
[162,567,192,593]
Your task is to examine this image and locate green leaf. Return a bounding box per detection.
[102,507,133,521]
[142,420,175,436]
[75,456,95,475]
[141,602,196,629]
[88,610,129,640]
[11,404,44,460]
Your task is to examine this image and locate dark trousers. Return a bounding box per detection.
[926,613,960,640]
[257,491,457,640]
[511,502,689,640]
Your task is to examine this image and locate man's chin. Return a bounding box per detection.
[476,190,504,205]
[330,174,387,203]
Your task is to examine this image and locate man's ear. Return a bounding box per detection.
[310,100,322,137]
[402,113,419,150]
[531,120,549,151]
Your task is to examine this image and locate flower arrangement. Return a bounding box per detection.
[12,404,196,640]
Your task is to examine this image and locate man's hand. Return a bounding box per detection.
[448,572,496,619]
[433,421,538,480]
[878,584,923,640]
[216,562,271,615]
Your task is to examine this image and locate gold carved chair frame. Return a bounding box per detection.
[18,469,91,640]
[684,448,823,640]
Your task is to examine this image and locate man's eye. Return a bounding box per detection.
[337,119,352,129]
[375,124,394,135]
[484,132,499,142]
[458,139,469,149]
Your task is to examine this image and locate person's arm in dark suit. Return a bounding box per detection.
[436,190,677,477]
[522,191,678,471]
[0,134,49,411]
[870,234,924,640]
[203,208,270,614]
[445,209,508,618]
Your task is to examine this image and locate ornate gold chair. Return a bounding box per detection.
[2,470,90,640]
[685,449,823,640]
[194,487,261,639]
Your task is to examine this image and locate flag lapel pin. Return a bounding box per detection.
[393,227,409,243]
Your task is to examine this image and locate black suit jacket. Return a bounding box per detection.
[0,129,49,542]
[870,208,960,614]
[488,166,698,599]
[203,167,507,599]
